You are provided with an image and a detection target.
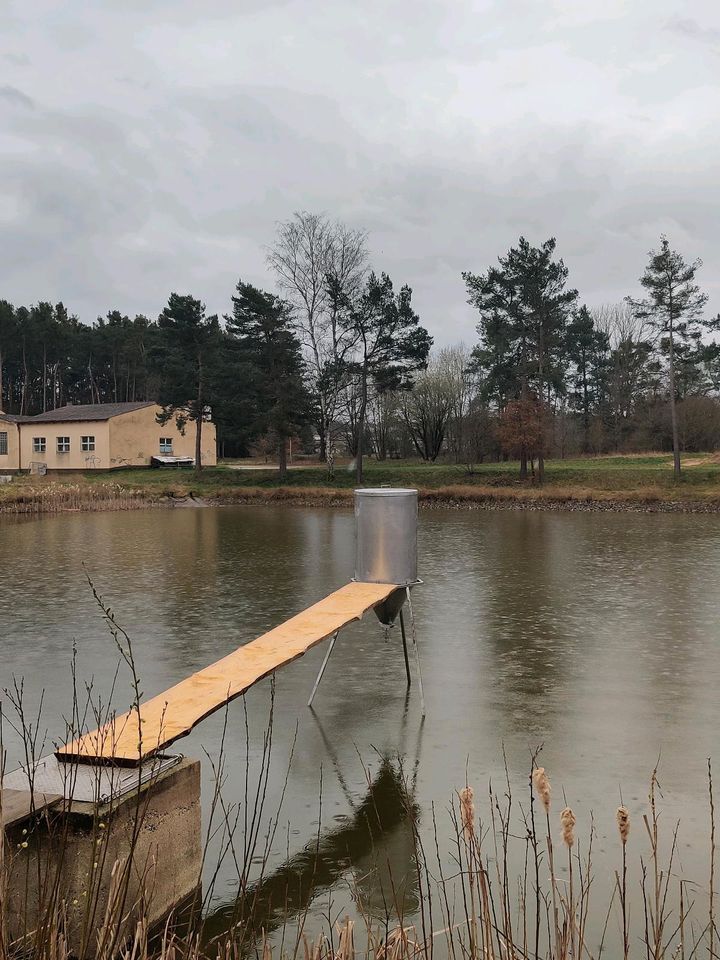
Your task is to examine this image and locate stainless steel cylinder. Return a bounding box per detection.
[354,488,418,585]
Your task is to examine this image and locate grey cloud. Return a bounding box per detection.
[666,17,720,46]
[2,52,30,66]
[0,0,719,345]
[0,85,34,109]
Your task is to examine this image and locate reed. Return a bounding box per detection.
[3,475,720,516]
[3,743,719,960]
[2,600,719,960]
[0,482,155,515]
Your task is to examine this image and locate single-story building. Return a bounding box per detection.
[0,402,217,471]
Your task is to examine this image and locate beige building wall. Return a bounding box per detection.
[19,421,111,471]
[6,404,217,472]
[0,416,21,471]
[108,405,217,467]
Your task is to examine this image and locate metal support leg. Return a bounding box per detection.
[399,608,412,687]
[307,633,338,707]
[405,587,425,717]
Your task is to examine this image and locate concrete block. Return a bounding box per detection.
[2,757,201,957]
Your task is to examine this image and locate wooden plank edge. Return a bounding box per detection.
[56,582,401,766]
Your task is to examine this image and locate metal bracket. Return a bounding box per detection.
[2,753,182,804]
[307,632,339,707]
[307,581,425,716]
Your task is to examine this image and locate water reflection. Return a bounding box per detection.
[3,506,720,949]
[202,753,421,945]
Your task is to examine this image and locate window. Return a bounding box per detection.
[159,437,173,454]
[56,436,70,454]
[81,436,95,452]
[33,437,46,454]
[0,432,7,456]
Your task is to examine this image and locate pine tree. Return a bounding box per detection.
[464,237,577,482]
[566,306,610,452]
[627,237,708,477]
[0,301,17,412]
[153,293,221,471]
[340,272,432,483]
[227,281,310,478]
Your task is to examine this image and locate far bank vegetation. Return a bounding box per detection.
[2,217,719,482]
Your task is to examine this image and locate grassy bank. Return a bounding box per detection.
[1,453,720,514]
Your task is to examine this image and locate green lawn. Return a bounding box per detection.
[3,454,720,512]
[62,453,720,492]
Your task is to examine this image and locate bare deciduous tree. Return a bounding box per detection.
[401,352,456,461]
[369,390,400,461]
[267,212,368,462]
[438,344,477,463]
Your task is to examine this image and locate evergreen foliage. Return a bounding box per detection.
[1,221,719,472]
[227,281,311,478]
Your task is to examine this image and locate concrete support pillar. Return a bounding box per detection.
[2,757,201,957]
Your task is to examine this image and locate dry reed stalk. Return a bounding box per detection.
[335,916,355,960]
[641,770,681,960]
[678,879,687,960]
[477,866,496,960]
[458,787,479,959]
[575,814,595,960]
[616,805,630,960]
[560,808,575,849]
[0,713,7,960]
[458,788,475,844]
[429,802,457,960]
[617,807,630,846]
[532,767,561,958]
[710,759,717,960]
[532,769,551,815]
[527,755,542,960]
[560,807,576,960]
[488,768,516,959]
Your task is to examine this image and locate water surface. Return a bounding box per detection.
[1,505,718,947]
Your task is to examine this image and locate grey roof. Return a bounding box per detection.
[25,402,155,423]
[0,411,28,422]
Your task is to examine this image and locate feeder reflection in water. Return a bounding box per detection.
[203,755,421,946]
[203,489,426,949]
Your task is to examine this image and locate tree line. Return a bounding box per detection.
[1,213,717,479]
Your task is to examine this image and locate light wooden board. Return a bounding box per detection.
[57,581,399,765]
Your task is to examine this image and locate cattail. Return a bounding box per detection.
[560,806,576,847]
[616,805,630,845]
[459,786,475,841]
[532,767,552,814]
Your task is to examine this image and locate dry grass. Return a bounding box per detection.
[3,479,720,515]
[211,482,720,513]
[3,452,720,515]
[0,481,157,515]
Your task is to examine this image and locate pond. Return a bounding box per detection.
[1,504,719,950]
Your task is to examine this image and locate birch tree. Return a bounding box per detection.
[267,212,367,461]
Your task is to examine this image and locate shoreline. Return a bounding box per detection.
[2,482,720,516]
[216,487,720,513]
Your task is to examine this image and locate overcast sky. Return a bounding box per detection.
[2,0,719,346]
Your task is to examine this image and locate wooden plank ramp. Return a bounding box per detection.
[56,581,399,766]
